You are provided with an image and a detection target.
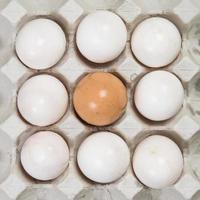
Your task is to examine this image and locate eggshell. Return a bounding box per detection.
[76,10,127,63]
[21,131,69,181]
[131,17,181,68]
[17,74,68,126]
[16,18,66,70]
[73,72,127,126]
[134,70,184,121]
[132,135,183,189]
[77,131,130,183]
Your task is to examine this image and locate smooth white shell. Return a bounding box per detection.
[16,18,66,70]
[17,74,68,126]
[76,10,127,63]
[21,131,69,181]
[131,17,181,68]
[77,132,130,183]
[132,135,184,189]
[134,70,184,121]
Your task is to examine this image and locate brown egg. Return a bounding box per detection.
[73,72,127,126]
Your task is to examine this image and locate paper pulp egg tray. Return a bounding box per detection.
[0,0,200,199]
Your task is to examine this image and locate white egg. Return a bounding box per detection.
[21,131,69,181]
[132,135,183,189]
[131,17,181,68]
[17,74,68,126]
[134,70,184,121]
[16,18,66,70]
[76,11,127,63]
[77,132,130,183]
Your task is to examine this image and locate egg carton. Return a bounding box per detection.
[0,0,200,199]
